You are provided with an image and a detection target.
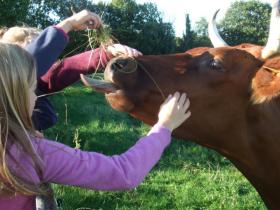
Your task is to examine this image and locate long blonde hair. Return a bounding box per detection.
[0,26,41,47]
[0,43,45,196]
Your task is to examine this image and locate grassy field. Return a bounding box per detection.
[45,83,266,210]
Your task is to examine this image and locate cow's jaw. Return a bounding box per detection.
[80,73,136,112]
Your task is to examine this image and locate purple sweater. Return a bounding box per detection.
[0,124,171,210]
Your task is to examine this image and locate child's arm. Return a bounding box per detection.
[38,48,108,93]
[38,45,142,93]
[27,10,102,130]
[33,93,190,190]
[26,10,102,79]
[31,96,57,131]
[36,123,171,190]
[26,26,69,78]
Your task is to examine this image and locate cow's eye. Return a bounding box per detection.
[209,60,223,71]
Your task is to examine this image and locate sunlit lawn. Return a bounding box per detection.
[45,83,266,210]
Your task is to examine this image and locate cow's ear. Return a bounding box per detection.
[251,62,280,103]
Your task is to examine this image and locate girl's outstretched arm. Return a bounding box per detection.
[33,92,190,190]
[35,123,171,190]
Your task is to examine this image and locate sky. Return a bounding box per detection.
[93,0,274,37]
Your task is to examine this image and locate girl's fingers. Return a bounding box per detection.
[137,50,143,56]
[183,111,192,121]
[161,94,173,109]
[94,17,102,28]
[108,44,142,57]
[87,18,100,29]
[84,12,102,29]
[178,93,187,107]
[169,94,178,108]
[160,94,171,107]
[124,46,131,56]
[164,94,173,104]
[182,98,190,113]
[132,49,142,57]
[173,92,180,104]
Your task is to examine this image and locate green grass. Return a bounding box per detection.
[45,83,266,210]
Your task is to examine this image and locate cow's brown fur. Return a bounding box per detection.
[90,44,280,209]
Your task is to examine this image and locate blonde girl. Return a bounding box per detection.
[0,43,191,210]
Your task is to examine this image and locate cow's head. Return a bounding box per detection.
[81,0,280,142]
[83,46,265,140]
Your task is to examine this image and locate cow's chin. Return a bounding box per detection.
[80,74,135,112]
[105,90,135,112]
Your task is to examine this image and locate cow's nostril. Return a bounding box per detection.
[116,60,128,69]
[110,57,137,74]
[112,59,129,72]
[111,63,118,71]
[115,62,123,69]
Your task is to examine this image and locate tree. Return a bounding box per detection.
[182,14,195,50]
[195,17,208,37]
[193,17,211,47]
[102,0,176,54]
[1,0,177,55]
[26,0,94,28]
[0,0,30,27]
[176,13,196,52]
[79,0,176,54]
[219,0,271,45]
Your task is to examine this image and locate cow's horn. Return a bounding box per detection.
[208,9,229,48]
[261,0,280,59]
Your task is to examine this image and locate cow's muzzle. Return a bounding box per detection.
[104,56,139,89]
[108,56,138,74]
[80,56,139,94]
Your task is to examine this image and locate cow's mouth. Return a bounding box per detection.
[80,55,138,95]
[80,56,141,112]
[80,74,135,112]
[80,74,119,94]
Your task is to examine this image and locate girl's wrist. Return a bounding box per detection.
[155,122,173,132]
[104,46,114,60]
[56,19,73,34]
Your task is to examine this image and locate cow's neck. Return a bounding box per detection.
[131,98,280,209]
[199,102,280,210]
[244,101,280,209]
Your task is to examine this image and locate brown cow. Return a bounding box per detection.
[81,1,280,209]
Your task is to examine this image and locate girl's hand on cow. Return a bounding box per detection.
[106,44,143,58]
[56,10,102,33]
[157,92,191,132]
